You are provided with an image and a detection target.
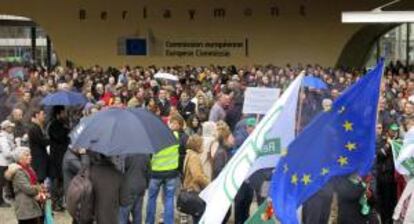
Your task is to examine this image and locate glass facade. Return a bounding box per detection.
[367,24,414,67]
[0,24,56,66]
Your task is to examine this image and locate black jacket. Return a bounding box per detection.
[302,176,369,224]
[89,152,122,224]
[375,137,395,183]
[120,155,150,206]
[157,100,171,117]
[48,118,70,178]
[28,122,49,182]
[177,101,196,120]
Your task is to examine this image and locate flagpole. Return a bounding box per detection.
[296,71,306,135]
[375,59,386,126]
[296,87,303,135]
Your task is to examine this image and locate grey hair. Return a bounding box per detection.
[322,98,333,105]
[12,146,30,162]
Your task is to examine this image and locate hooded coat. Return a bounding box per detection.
[5,163,42,221]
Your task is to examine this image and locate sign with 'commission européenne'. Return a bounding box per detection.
[164,38,248,57]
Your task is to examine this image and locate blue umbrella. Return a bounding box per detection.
[302,76,328,89]
[41,90,87,106]
[70,108,177,156]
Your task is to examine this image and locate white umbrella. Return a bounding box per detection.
[154,72,179,81]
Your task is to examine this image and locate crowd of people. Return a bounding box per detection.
[0,60,412,224]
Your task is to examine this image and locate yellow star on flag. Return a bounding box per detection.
[338,106,346,114]
[345,142,357,151]
[343,121,353,132]
[337,156,348,166]
[321,168,329,176]
[283,164,288,173]
[291,174,298,185]
[301,174,312,185]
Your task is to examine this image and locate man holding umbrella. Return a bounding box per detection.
[48,105,70,212]
[69,108,177,224]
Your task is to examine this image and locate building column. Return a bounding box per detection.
[30,26,36,63]
[46,36,51,70]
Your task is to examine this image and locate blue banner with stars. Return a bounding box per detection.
[270,59,384,224]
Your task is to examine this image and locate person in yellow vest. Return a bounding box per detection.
[145,114,186,224]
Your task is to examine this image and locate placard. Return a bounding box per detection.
[243,87,280,114]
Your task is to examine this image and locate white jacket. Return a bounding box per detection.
[393,178,414,224]
[0,131,15,166]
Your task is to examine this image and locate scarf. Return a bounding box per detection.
[19,164,38,185]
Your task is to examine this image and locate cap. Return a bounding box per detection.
[246,117,257,127]
[1,120,15,129]
[389,123,399,131]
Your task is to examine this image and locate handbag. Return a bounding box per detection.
[176,154,206,216]
[176,189,206,216]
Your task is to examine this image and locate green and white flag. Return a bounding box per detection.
[391,128,414,176]
[390,139,409,175]
[199,74,304,224]
[245,200,277,224]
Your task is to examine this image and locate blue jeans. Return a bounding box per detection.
[145,177,177,224]
[119,193,144,224]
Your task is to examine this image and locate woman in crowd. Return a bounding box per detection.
[212,121,234,224]
[212,121,234,179]
[196,95,210,123]
[5,146,47,224]
[199,121,218,181]
[182,134,210,223]
[184,115,202,136]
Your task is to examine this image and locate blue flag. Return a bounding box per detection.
[270,60,384,224]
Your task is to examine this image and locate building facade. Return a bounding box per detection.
[0,0,413,67]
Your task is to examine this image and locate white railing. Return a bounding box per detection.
[0,38,47,46]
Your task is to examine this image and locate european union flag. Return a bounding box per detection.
[270,59,384,224]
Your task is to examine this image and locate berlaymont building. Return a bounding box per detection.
[0,0,413,68]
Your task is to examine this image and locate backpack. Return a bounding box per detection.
[66,167,94,224]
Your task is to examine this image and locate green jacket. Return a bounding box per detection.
[9,167,42,220]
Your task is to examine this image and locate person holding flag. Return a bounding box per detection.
[199,72,304,224]
[376,123,400,223]
[391,118,414,223]
[270,59,384,224]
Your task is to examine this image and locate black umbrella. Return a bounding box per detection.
[70,108,177,156]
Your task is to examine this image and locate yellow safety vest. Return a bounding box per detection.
[151,132,179,172]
